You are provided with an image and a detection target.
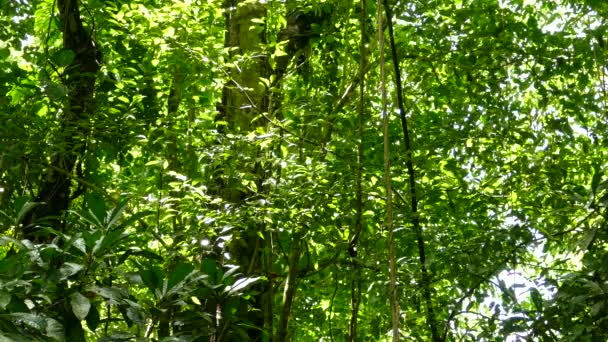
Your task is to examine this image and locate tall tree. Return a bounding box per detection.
[22,0,100,238]
[219,0,273,340]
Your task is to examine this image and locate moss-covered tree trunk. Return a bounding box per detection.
[220,0,272,340]
[219,0,269,134]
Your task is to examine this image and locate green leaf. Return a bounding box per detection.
[44,82,68,100]
[45,317,64,341]
[140,267,163,291]
[222,265,240,281]
[53,49,76,67]
[86,304,100,331]
[3,313,47,331]
[106,199,129,229]
[117,210,154,231]
[117,304,134,328]
[85,192,106,226]
[59,262,84,279]
[71,237,87,254]
[530,288,543,312]
[0,48,9,59]
[167,262,195,290]
[201,258,221,284]
[89,287,127,303]
[98,229,128,255]
[502,316,527,334]
[0,255,22,277]
[0,291,10,310]
[70,292,91,321]
[126,306,145,327]
[577,228,597,251]
[13,196,39,225]
[590,301,604,317]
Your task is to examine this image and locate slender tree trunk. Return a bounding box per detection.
[348,0,367,340]
[383,1,442,340]
[275,235,301,342]
[377,0,401,340]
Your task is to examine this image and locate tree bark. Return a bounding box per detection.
[220,1,273,340]
[22,0,100,238]
[275,235,301,342]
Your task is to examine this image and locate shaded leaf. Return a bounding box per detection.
[70,292,91,321]
[167,262,195,290]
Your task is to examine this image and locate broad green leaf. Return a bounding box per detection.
[85,192,106,226]
[201,258,221,284]
[45,317,64,341]
[530,288,543,312]
[222,265,240,281]
[13,196,39,225]
[53,49,76,66]
[59,262,84,279]
[70,292,91,321]
[2,313,47,330]
[107,199,129,229]
[167,262,195,290]
[0,255,22,277]
[98,229,129,255]
[88,287,127,303]
[0,291,10,310]
[140,267,163,291]
[44,82,68,100]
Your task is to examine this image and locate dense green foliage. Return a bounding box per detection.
[1,0,608,340]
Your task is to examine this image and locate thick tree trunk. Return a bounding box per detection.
[22,0,100,238]
[220,1,272,340]
[219,0,269,133]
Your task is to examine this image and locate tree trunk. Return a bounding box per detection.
[219,0,269,133]
[275,236,301,342]
[220,1,272,340]
[22,0,100,238]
